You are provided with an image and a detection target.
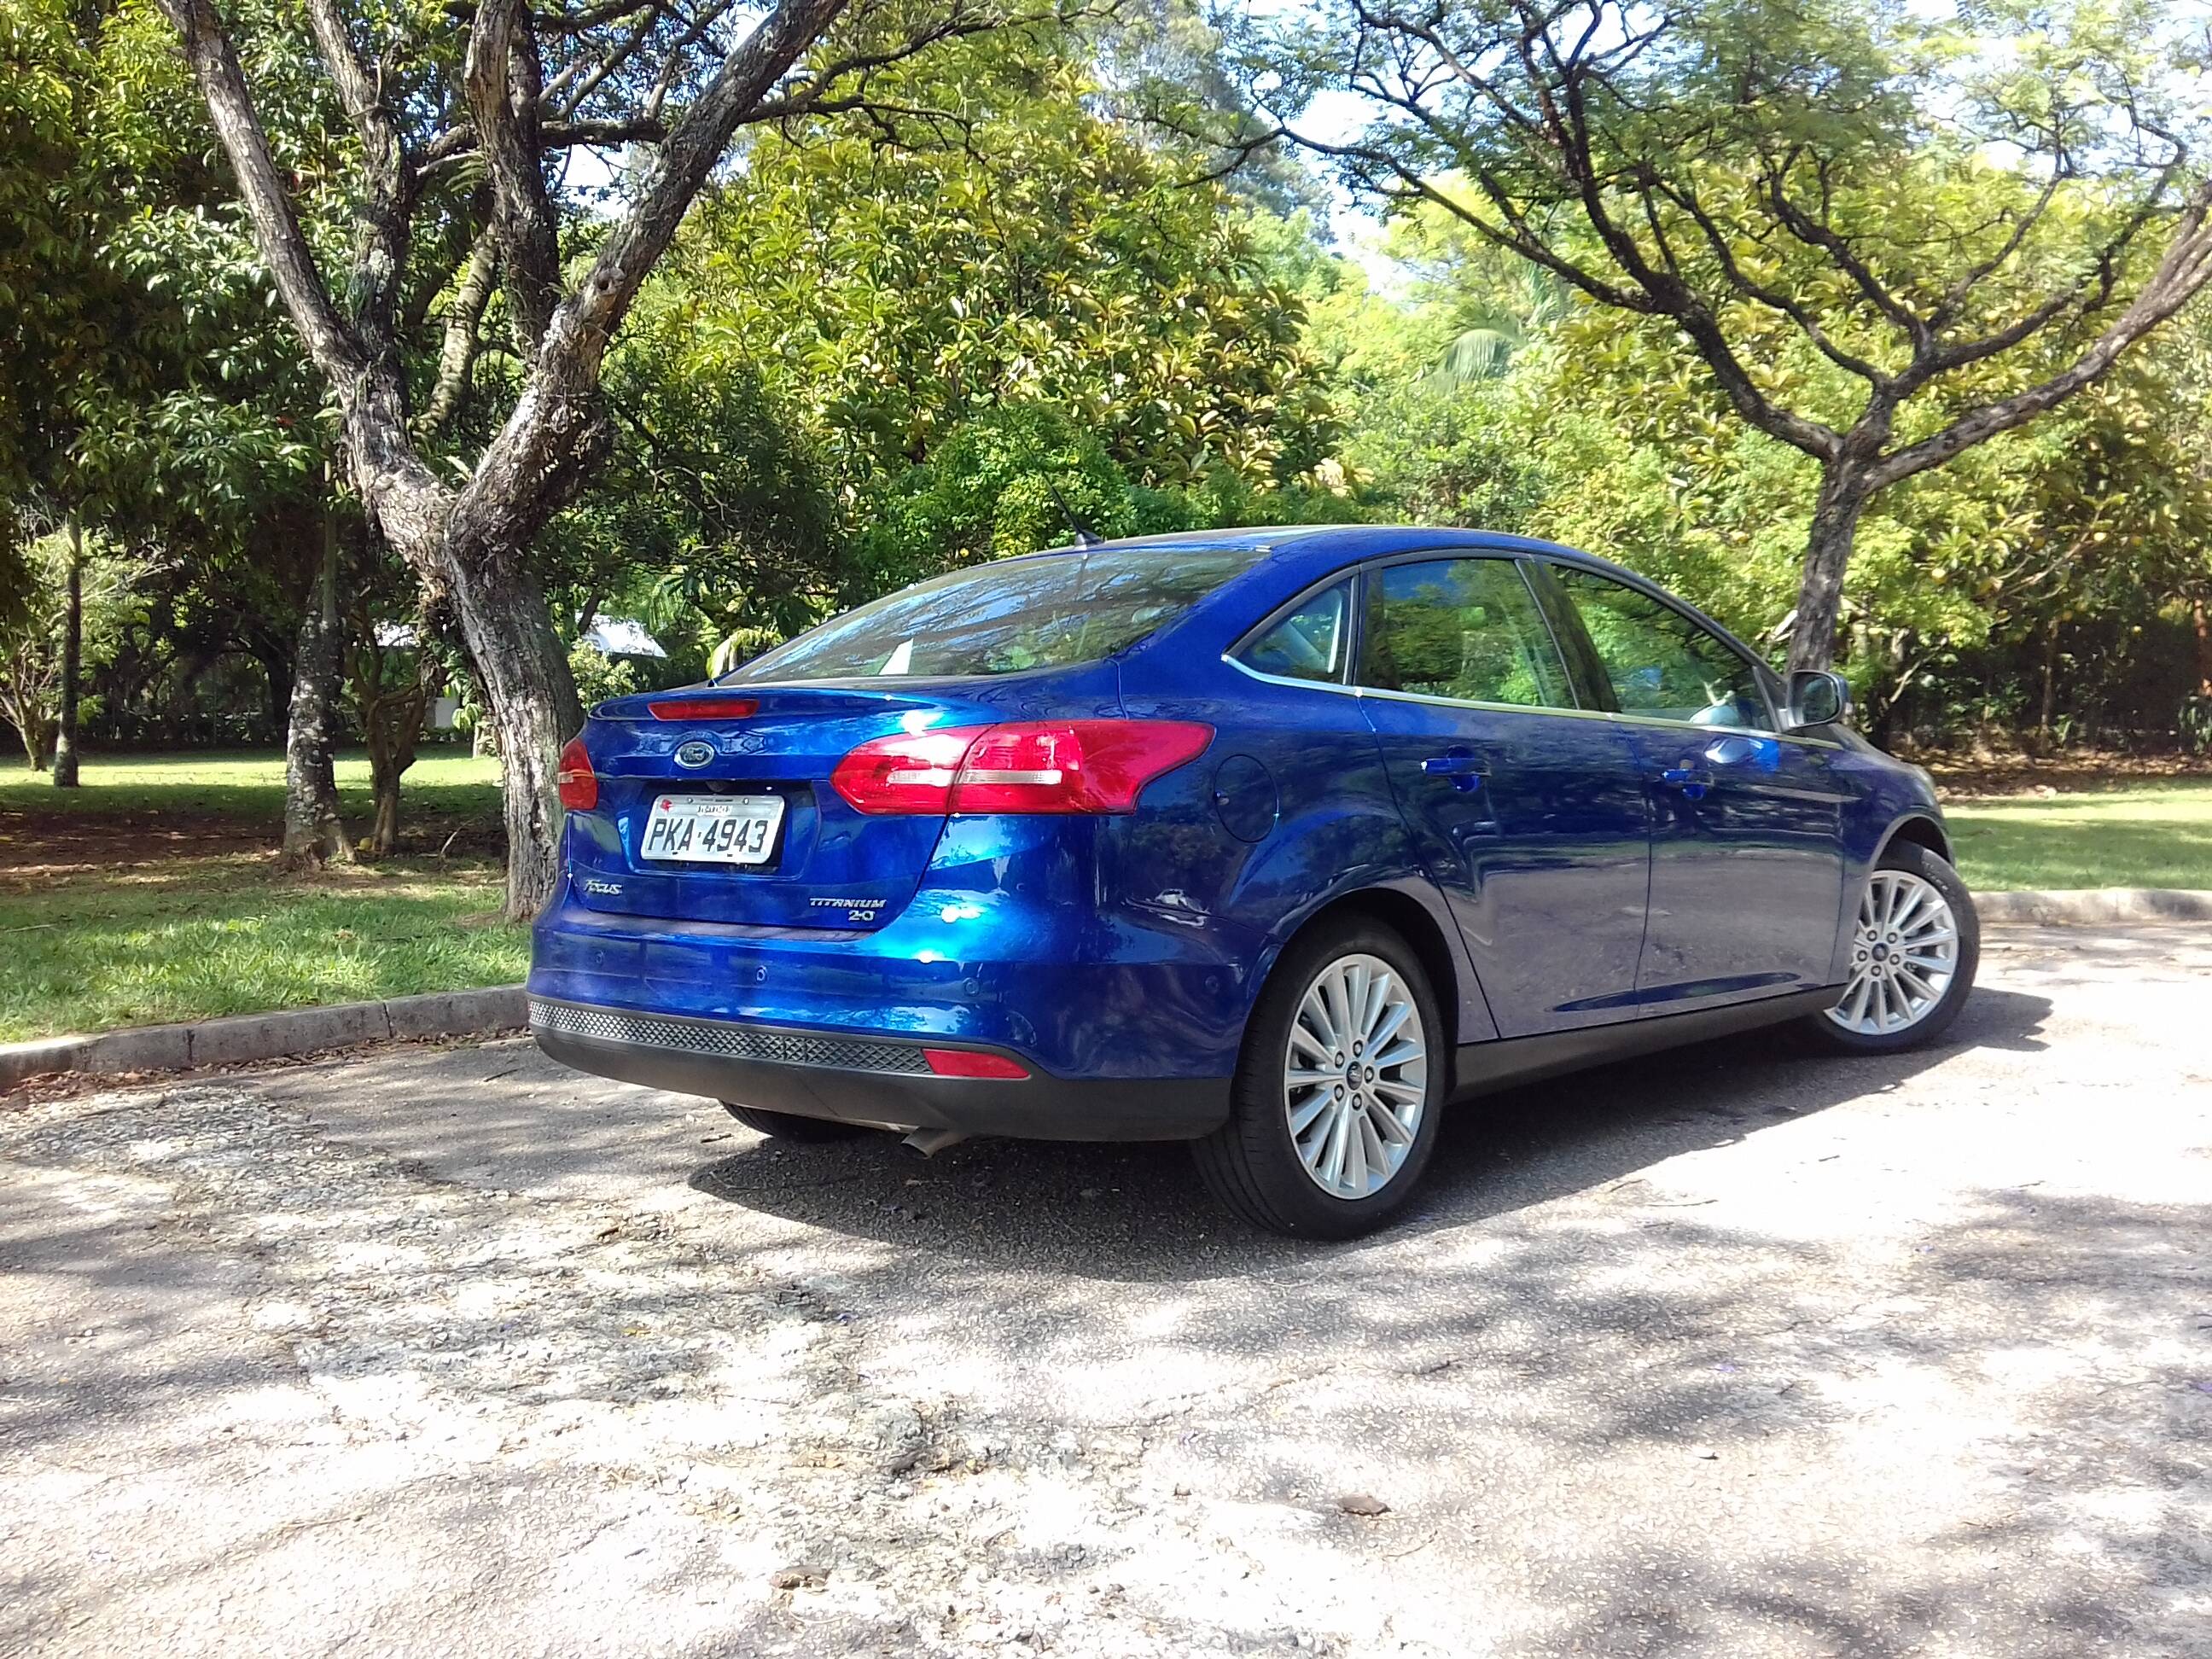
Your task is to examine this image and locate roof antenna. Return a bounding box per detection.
[1040,469,1103,549]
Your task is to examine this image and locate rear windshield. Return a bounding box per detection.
[725,549,1257,683]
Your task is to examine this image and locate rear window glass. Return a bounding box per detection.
[725,550,1256,683]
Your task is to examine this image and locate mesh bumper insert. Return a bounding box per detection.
[529,998,934,1075]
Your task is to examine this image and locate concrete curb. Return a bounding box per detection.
[1977,888,2212,926]
[0,986,526,1091]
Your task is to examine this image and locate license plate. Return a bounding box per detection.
[639,794,786,865]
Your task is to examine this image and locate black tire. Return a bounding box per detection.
[1194,918,1447,1240]
[719,1103,870,1141]
[1803,839,1980,1054]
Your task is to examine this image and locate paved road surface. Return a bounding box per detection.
[3,925,2208,1657]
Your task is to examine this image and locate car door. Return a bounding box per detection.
[1540,559,1850,1011]
[1354,554,1653,1038]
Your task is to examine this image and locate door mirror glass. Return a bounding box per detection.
[1550,564,1773,730]
[1242,583,1350,683]
[1787,669,1850,730]
[1357,558,1575,708]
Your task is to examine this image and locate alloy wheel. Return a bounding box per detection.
[1282,952,1429,1200]
[1825,869,1959,1037]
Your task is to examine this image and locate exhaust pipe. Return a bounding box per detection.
[901,1126,967,1157]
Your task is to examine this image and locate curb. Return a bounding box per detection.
[0,986,527,1091]
[1976,888,2212,926]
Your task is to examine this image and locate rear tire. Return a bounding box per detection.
[1804,840,1979,1053]
[719,1103,870,1141]
[1194,918,1445,1240]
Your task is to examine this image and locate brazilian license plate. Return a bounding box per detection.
[639,794,785,865]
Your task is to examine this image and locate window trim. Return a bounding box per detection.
[1229,574,1359,688]
[1221,546,1844,749]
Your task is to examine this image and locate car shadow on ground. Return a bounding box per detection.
[689,986,2053,1281]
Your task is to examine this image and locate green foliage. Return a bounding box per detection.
[568,643,641,712]
[664,42,1340,495]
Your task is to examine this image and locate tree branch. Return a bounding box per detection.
[467,0,564,345]
[304,0,416,352]
[418,231,501,438]
[1868,187,2212,491]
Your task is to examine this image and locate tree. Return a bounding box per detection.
[1238,0,2212,669]
[667,46,1342,498]
[152,0,1067,917]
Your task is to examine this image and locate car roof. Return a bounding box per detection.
[1037,523,1647,584]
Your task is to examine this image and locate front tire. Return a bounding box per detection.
[1195,919,1445,1239]
[1806,840,1979,1053]
[719,1103,870,1141]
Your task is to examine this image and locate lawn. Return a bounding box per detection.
[0,749,523,1044]
[1943,778,2212,893]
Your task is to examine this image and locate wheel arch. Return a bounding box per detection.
[1243,882,1486,1087]
[1877,812,1953,868]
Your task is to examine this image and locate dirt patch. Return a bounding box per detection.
[1912,748,2212,799]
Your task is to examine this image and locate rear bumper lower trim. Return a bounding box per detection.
[527,997,1230,1142]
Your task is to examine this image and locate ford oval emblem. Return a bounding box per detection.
[673,740,715,769]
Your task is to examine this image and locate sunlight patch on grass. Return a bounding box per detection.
[0,859,527,1042]
[1945,780,2212,892]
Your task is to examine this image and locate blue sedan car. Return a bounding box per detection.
[530,527,1977,1237]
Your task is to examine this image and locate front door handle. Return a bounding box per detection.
[1421,748,1487,791]
[1659,765,1710,800]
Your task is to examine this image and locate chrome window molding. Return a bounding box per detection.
[1219,653,1843,748]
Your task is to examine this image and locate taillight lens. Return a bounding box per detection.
[951,720,1212,813]
[649,696,759,721]
[556,736,597,812]
[830,726,987,815]
[922,1047,1030,1080]
[830,720,1212,816]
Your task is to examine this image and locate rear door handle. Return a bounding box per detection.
[1421,748,1487,791]
[1659,765,1710,800]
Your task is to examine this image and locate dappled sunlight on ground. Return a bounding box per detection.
[3,923,2205,1655]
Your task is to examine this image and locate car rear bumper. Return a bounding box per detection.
[528,997,1231,1141]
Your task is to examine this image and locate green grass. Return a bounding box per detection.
[1945,779,2212,893]
[0,860,526,1042]
[0,748,504,828]
[0,749,521,1043]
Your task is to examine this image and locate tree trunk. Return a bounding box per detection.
[50,519,82,789]
[1786,467,1871,674]
[2193,596,2212,699]
[280,497,353,870]
[370,753,404,854]
[2038,620,2061,745]
[436,540,581,919]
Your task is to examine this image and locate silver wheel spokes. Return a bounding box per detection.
[1825,869,1959,1036]
[1284,952,1428,1200]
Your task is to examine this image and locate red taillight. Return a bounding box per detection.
[951,720,1213,813]
[923,1047,1030,1079]
[830,720,1213,816]
[649,696,759,721]
[556,736,597,812]
[831,726,987,815]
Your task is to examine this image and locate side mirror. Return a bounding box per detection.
[1787,669,1850,731]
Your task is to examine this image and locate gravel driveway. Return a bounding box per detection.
[3,924,2208,1658]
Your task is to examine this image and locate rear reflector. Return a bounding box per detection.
[922,1047,1030,1080]
[649,696,760,721]
[830,720,1213,816]
[556,736,597,811]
